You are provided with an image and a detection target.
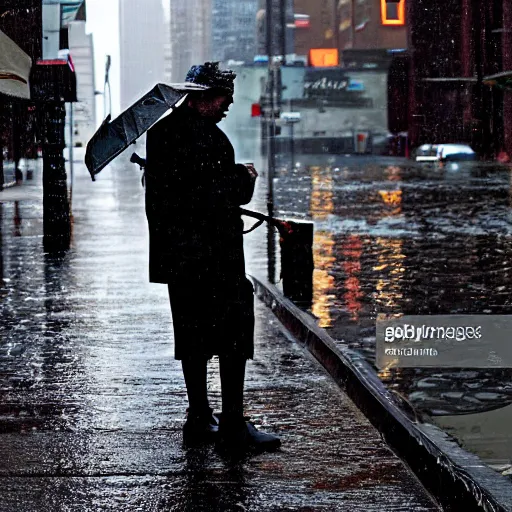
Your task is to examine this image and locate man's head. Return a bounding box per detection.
[184,62,236,123]
[187,88,233,123]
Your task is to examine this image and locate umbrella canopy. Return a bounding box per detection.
[85,82,209,180]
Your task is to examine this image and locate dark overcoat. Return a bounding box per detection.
[145,104,256,360]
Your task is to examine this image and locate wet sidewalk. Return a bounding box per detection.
[0,155,438,510]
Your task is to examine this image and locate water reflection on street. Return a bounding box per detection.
[272,155,512,472]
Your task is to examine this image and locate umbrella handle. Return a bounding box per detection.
[240,208,294,237]
[130,152,146,169]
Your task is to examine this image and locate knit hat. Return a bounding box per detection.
[185,61,236,94]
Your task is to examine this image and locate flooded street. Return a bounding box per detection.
[260,153,512,473]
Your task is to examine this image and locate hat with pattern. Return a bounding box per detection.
[185,61,236,94]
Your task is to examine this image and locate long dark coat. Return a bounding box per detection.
[145,105,256,360]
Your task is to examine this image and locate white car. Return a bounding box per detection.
[415,143,476,162]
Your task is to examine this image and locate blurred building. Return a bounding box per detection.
[169,0,211,82]
[407,0,512,158]
[292,0,336,57]
[255,0,295,60]
[68,20,96,146]
[163,9,172,83]
[119,0,165,109]
[503,2,512,158]
[0,0,42,188]
[212,0,258,64]
[337,0,407,52]
[0,0,83,187]
[254,1,406,66]
[289,0,407,64]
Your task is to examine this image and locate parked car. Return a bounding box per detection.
[415,143,476,162]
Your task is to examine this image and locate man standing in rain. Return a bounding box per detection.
[144,62,281,453]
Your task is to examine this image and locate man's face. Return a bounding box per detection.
[190,90,233,123]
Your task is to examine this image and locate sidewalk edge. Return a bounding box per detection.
[250,275,512,512]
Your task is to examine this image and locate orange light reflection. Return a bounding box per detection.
[341,235,363,321]
[310,166,335,327]
[374,238,405,311]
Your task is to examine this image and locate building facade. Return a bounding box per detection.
[337,0,407,51]
[291,0,407,63]
[256,0,295,59]
[68,20,95,146]
[292,0,336,57]
[503,1,512,158]
[0,0,42,188]
[407,0,512,158]
[169,0,211,83]
[119,0,165,109]
[212,0,258,63]
[163,7,172,83]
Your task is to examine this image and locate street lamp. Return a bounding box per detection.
[104,55,112,119]
[265,0,277,283]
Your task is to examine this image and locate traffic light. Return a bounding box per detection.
[251,103,262,117]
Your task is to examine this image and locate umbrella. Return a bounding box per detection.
[85,82,209,180]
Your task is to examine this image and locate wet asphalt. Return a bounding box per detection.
[266,154,512,473]
[0,152,438,510]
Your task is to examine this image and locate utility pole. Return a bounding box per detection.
[351,0,355,48]
[333,0,340,52]
[104,55,112,119]
[280,0,286,65]
[266,0,276,206]
[69,101,74,207]
[266,0,276,283]
[42,101,71,252]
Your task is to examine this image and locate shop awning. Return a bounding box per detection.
[0,29,32,100]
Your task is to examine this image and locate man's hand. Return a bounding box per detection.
[245,163,258,179]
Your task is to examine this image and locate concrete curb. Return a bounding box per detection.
[250,275,512,512]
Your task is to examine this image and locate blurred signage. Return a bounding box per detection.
[347,80,365,91]
[280,112,301,123]
[294,14,310,28]
[305,76,349,92]
[309,48,339,67]
[302,69,372,107]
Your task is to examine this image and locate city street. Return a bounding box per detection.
[267,153,512,475]
[0,0,511,508]
[0,152,438,511]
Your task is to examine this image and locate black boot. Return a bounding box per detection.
[217,413,281,455]
[183,407,219,446]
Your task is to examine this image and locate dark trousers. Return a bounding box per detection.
[181,355,246,418]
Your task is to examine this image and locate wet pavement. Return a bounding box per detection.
[267,153,512,476]
[0,153,438,510]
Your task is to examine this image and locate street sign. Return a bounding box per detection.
[280,112,301,123]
